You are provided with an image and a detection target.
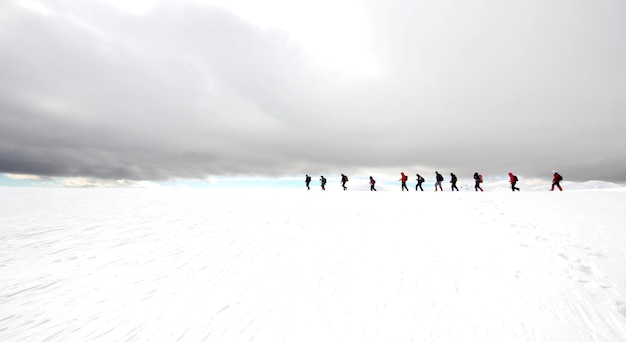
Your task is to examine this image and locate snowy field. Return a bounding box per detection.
[2,187,626,341]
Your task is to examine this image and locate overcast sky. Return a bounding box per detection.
[1,0,625,184]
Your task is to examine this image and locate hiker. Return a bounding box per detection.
[341,174,349,191]
[400,172,409,191]
[369,176,377,191]
[551,170,563,191]
[450,173,459,191]
[305,174,311,190]
[509,172,520,191]
[415,173,425,191]
[435,171,444,191]
[320,175,327,191]
[473,172,483,191]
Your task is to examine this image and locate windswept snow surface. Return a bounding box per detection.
[1,187,626,341]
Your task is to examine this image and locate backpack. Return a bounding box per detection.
[478,174,483,183]
[557,174,563,181]
[345,176,349,181]
[419,176,425,183]
[514,175,518,182]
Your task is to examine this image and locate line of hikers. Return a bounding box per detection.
[304,171,564,192]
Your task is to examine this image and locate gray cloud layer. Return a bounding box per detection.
[1,0,625,182]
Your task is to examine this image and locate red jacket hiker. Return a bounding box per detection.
[400,172,409,191]
[551,171,563,191]
[508,172,520,191]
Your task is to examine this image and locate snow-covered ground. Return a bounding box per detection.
[1,187,626,341]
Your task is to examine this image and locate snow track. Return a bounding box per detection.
[1,188,626,341]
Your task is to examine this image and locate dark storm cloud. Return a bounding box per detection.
[1,0,625,182]
[0,0,317,180]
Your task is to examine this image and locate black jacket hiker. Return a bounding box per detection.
[473,172,483,192]
[416,174,424,191]
[435,172,444,191]
[450,173,459,191]
[320,176,327,191]
[341,174,348,191]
